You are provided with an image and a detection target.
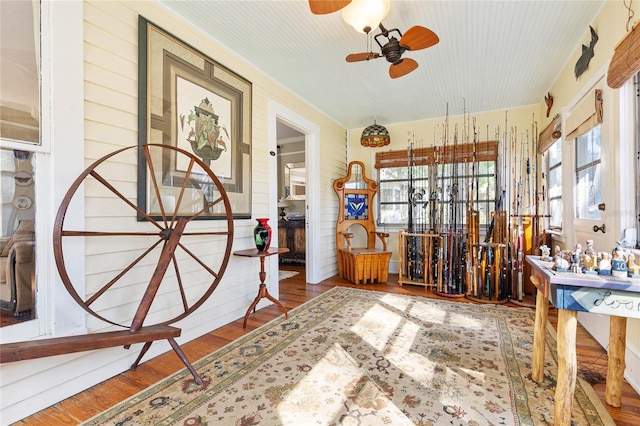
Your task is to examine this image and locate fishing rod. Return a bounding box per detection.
[431,144,441,287]
[465,118,479,297]
[516,126,525,302]
[533,117,540,252]
[502,112,511,301]
[510,125,519,300]
[450,126,458,293]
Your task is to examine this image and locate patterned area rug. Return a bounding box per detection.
[278,270,299,281]
[83,287,614,425]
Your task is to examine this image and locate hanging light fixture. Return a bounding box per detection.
[360,118,391,147]
[342,0,390,34]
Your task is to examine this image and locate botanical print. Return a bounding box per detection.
[177,77,232,178]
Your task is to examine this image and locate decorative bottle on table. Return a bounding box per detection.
[254,218,272,252]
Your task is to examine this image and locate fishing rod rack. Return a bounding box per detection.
[467,210,509,304]
[398,231,443,288]
[399,209,512,302]
[397,111,548,304]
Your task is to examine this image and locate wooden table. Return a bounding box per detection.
[234,247,289,327]
[526,256,640,426]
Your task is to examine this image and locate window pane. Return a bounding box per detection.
[380,203,407,224]
[548,166,562,198]
[379,167,408,180]
[549,198,563,228]
[575,163,601,219]
[576,125,601,168]
[548,139,562,167]
[0,1,40,144]
[379,180,408,203]
[1,147,36,322]
[478,160,495,176]
[477,176,496,199]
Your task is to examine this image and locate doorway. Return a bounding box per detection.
[276,120,306,280]
[268,99,321,286]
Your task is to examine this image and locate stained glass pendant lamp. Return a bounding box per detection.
[360,119,391,147]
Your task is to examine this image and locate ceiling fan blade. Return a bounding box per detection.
[346,52,381,62]
[389,58,418,79]
[400,26,439,51]
[308,0,351,14]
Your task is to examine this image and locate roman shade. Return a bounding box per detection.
[607,25,640,89]
[565,89,603,141]
[375,140,498,169]
[538,114,562,154]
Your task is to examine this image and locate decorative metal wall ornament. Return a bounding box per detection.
[595,88,603,123]
[544,92,554,118]
[575,26,598,79]
[360,119,391,147]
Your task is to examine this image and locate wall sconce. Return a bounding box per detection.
[341,0,390,34]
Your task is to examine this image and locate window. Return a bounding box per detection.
[575,125,601,219]
[0,147,36,323]
[0,1,40,326]
[0,1,41,145]
[633,72,639,249]
[376,142,498,230]
[547,139,562,229]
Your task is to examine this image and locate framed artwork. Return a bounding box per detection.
[137,16,252,220]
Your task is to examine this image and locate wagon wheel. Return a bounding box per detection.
[53,144,234,331]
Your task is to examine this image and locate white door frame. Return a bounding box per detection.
[268,100,321,285]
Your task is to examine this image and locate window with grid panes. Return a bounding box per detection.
[546,139,563,229]
[376,142,498,229]
[575,125,602,220]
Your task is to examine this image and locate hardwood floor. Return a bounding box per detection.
[14,265,640,425]
[0,309,32,327]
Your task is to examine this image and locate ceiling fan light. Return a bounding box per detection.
[360,122,391,147]
[341,0,390,34]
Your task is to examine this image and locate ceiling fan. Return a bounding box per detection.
[346,23,439,79]
[307,1,438,78]
[308,0,353,15]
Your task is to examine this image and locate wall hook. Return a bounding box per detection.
[592,224,606,233]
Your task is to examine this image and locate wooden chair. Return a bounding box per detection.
[333,161,391,284]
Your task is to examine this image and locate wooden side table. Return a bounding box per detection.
[234,247,290,327]
[526,255,640,426]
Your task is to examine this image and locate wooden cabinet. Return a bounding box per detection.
[278,219,305,264]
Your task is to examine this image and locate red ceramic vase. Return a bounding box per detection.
[254,218,272,252]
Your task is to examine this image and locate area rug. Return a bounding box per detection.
[82,287,614,425]
[278,270,299,281]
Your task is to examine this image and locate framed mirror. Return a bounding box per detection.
[285,162,305,200]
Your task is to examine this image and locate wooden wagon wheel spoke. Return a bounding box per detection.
[60,230,166,237]
[54,144,234,329]
[177,242,220,278]
[90,168,165,230]
[168,157,197,227]
[170,256,189,312]
[86,238,164,307]
[142,145,199,228]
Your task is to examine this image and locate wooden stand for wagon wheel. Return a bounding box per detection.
[0,144,235,385]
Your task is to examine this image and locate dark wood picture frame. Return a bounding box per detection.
[137,16,252,220]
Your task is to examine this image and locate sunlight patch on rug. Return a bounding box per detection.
[82,287,615,426]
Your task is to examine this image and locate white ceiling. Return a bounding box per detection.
[161,1,606,129]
